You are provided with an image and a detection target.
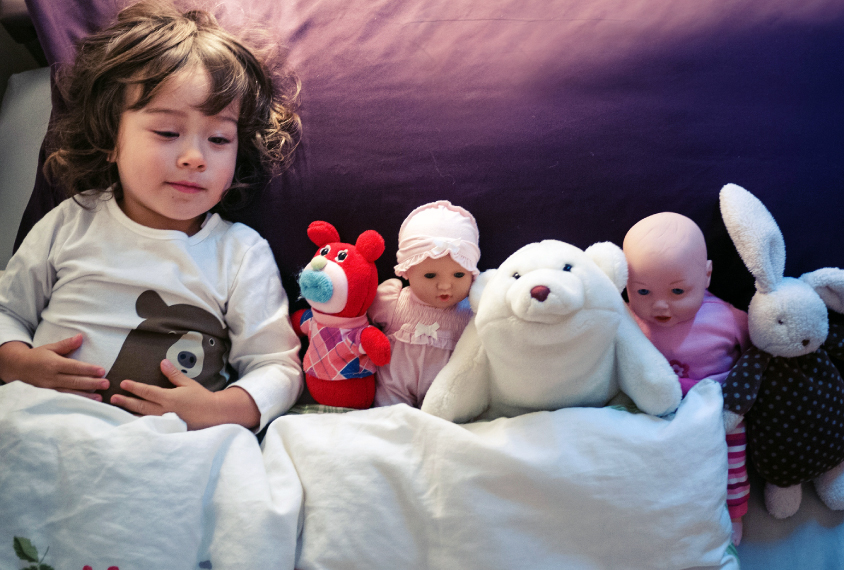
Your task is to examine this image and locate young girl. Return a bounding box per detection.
[0,1,303,431]
[369,201,479,408]
[623,212,750,545]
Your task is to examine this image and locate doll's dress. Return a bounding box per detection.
[633,291,751,519]
[369,278,472,407]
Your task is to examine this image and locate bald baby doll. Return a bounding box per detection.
[624,212,750,545]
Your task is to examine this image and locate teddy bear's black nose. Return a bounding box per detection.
[531,286,550,302]
[802,339,810,347]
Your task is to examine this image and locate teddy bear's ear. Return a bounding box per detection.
[307,221,341,247]
[468,269,496,312]
[355,230,385,262]
[801,268,844,314]
[584,242,628,292]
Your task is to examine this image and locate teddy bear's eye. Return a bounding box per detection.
[777,319,784,325]
[209,338,215,346]
[513,272,521,279]
[319,245,331,256]
[563,264,572,271]
[336,250,348,262]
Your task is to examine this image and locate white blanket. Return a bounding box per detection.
[0,380,737,570]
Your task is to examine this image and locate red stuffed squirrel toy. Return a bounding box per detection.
[292,221,391,409]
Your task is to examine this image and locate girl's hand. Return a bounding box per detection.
[0,335,108,400]
[112,359,260,430]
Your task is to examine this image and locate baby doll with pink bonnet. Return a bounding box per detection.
[369,201,480,408]
[623,212,750,545]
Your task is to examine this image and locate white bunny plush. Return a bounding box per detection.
[719,183,844,519]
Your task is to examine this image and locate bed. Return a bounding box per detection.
[1,0,843,568]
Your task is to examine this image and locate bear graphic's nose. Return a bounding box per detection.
[802,339,810,347]
[178,351,197,369]
[531,286,550,302]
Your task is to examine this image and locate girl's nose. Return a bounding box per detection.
[653,299,669,311]
[179,142,206,171]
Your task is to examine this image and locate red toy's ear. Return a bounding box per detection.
[355,230,385,262]
[307,221,341,247]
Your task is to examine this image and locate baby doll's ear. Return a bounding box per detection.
[801,268,844,314]
[469,269,496,313]
[584,242,628,293]
[355,230,385,262]
[307,221,340,247]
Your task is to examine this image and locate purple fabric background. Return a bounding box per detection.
[19,0,844,312]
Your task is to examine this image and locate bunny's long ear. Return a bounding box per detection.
[719,183,785,293]
[801,268,844,314]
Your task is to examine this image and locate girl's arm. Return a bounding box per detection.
[221,239,304,429]
[0,206,107,398]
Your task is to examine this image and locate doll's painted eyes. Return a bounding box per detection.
[671,288,684,295]
[563,264,572,271]
[424,273,437,279]
[319,246,331,256]
[336,250,348,262]
[454,272,466,278]
[637,289,650,296]
[513,272,521,279]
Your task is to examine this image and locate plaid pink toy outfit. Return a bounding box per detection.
[300,309,377,381]
[632,291,751,520]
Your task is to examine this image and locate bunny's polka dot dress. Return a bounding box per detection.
[723,321,844,487]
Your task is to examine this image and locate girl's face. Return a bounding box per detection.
[405,255,473,308]
[111,67,240,235]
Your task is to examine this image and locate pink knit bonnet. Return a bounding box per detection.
[394,200,480,278]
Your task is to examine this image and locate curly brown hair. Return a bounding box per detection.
[45,0,301,212]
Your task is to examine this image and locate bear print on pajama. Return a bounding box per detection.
[100,290,230,403]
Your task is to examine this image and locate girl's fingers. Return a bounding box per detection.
[42,333,84,355]
[111,391,165,416]
[54,388,103,401]
[118,379,167,404]
[57,359,106,378]
[53,375,109,392]
[160,359,194,387]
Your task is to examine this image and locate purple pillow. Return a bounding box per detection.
[20,0,844,308]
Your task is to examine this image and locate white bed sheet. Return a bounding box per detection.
[1,379,737,570]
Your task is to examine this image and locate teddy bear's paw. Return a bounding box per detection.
[815,461,844,510]
[627,374,681,416]
[765,483,802,519]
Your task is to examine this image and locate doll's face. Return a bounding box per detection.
[626,253,712,328]
[624,212,712,328]
[406,255,473,308]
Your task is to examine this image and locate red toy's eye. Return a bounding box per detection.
[319,246,331,256]
[336,250,348,262]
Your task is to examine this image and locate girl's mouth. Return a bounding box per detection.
[169,181,204,194]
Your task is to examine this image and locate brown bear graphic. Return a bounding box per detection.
[100,290,230,404]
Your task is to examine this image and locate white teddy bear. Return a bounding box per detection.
[421,239,682,422]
